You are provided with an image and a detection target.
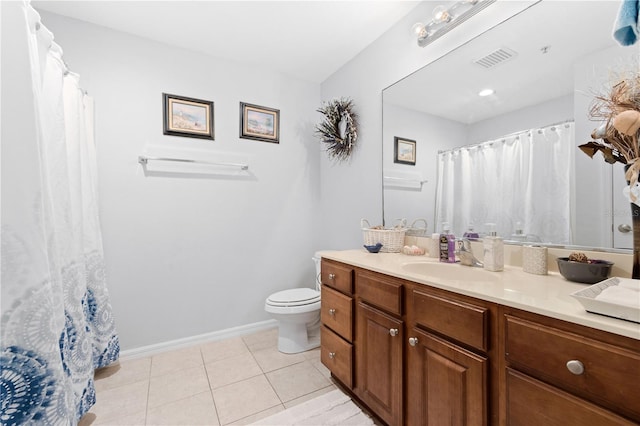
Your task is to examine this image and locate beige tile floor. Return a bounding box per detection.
[79,328,337,425]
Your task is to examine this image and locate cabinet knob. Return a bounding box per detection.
[389,328,399,337]
[328,308,336,316]
[618,224,632,233]
[566,360,585,375]
[328,352,336,359]
[329,273,336,280]
[408,337,419,346]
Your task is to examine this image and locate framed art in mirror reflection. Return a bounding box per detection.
[394,136,416,165]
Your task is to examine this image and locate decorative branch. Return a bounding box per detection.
[579,70,640,202]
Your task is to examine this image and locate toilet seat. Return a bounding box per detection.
[266,288,320,307]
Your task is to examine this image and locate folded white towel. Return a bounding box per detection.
[595,285,640,308]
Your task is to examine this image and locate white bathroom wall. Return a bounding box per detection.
[467,95,574,143]
[318,1,537,250]
[37,11,322,350]
[382,104,467,231]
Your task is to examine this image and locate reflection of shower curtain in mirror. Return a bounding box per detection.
[435,122,573,243]
[1,2,119,424]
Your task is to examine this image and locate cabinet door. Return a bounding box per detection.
[406,327,487,426]
[356,302,403,426]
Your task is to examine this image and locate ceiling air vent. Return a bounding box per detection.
[473,47,517,69]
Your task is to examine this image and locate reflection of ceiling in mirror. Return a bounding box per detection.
[384,1,621,124]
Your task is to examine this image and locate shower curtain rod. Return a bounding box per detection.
[438,119,574,155]
[138,155,249,170]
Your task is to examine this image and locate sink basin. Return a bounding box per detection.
[401,261,501,283]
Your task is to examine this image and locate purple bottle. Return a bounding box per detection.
[439,222,456,263]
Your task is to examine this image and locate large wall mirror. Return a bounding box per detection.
[383,0,638,251]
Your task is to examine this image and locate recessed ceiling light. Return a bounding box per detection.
[478,88,494,97]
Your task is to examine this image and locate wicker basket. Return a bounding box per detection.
[406,219,428,237]
[361,219,407,253]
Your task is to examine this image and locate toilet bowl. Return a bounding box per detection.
[265,255,322,354]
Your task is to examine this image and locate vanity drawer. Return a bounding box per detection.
[355,270,403,316]
[321,285,353,341]
[411,289,488,351]
[505,314,640,420]
[321,326,353,388]
[321,259,353,295]
[506,368,636,426]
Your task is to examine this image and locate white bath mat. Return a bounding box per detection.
[251,389,374,425]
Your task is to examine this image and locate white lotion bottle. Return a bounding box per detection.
[483,223,504,272]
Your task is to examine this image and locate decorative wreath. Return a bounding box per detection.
[315,98,358,162]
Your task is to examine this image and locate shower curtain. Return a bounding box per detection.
[435,122,574,244]
[1,2,119,424]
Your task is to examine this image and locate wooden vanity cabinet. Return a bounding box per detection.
[406,285,494,426]
[320,257,640,426]
[502,307,640,425]
[354,270,404,426]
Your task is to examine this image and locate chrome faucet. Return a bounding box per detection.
[457,238,483,267]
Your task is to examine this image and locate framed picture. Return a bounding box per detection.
[239,102,280,143]
[163,93,214,140]
[394,137,417,165]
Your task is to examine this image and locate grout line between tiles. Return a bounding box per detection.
[144,376,151,425]
[200,348,223,426]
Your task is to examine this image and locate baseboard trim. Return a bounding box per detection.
[119,319,278,360]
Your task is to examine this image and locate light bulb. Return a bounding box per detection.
[432,5,450,22]
[478,88,494,97]
[411,22,426,38]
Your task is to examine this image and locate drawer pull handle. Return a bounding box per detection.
[389,328,399,337]
[408,337,419,346]
[328,308,336,316]
[329,273,336,280]
[328,352,336,359]
[566,360,585,375]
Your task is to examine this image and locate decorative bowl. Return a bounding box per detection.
[364,243,383,253]
[556,257,614,284]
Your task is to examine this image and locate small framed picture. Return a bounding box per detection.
[394,136,416,165]
[239,102,280,143]
[163,93,214,140]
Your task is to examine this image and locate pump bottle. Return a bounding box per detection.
[483,223,504,272]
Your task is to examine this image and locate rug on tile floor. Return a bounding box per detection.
[251,389,374,425]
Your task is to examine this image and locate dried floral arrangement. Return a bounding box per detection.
[579,71,640,200]
[315,98,358,162]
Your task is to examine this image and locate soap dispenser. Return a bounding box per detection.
[439,222,456,263]
[483,223,504,272]
[463,223,479,239]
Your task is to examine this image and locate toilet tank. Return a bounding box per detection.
[312,253,322,290]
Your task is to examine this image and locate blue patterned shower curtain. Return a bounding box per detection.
[1,2,119,424]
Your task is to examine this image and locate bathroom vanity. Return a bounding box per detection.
[319,250,640,426]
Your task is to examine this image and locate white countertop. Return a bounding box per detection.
[319,249,640,341]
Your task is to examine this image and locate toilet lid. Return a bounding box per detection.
[266,288,320,307]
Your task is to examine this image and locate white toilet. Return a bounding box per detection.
[265,254,322,354]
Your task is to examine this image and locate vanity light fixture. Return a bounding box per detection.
[412,0,496,47]
[478,88,495,97]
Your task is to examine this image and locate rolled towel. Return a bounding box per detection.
[613,0,639,46]
[595,285,640,308]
